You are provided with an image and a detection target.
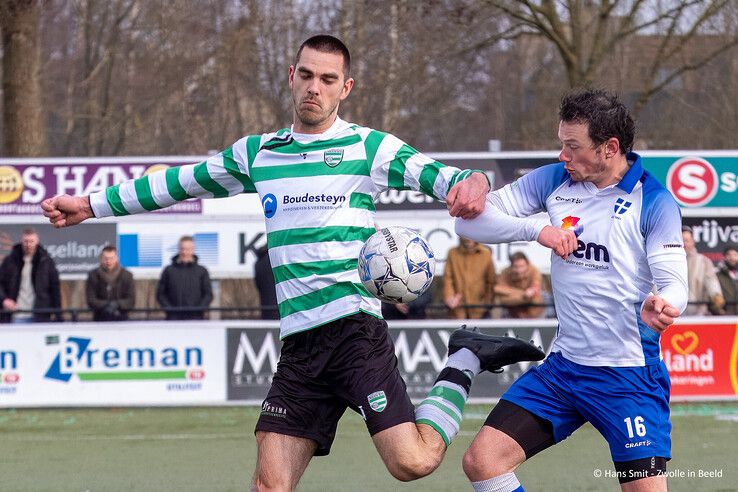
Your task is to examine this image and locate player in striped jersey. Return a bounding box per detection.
[42,35,545,490]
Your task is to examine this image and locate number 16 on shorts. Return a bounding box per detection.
[624,416,647,438]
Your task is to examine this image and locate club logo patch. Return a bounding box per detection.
[323,149,344,167]
[368,390,387,412]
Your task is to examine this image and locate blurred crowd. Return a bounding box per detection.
[1,229,736,322]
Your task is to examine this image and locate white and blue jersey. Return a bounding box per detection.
[457,153,688,367]
[457,152,688,462]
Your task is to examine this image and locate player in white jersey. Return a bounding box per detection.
[455,90,688,492]
[42,35,545,491]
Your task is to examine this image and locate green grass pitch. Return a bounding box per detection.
[1,404,736,491]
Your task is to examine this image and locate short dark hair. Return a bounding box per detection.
[295,34,351,77]
[22,228,37,236]
[559,89,635,154]
[179,235,194,243]
[101,245,117,254]
[509,252,530,264]
[724,244,738,255]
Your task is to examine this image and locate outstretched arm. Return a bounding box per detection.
[42,195,95,228]
[42,140,257,226]
[455,163,576,259]
[366,131,490,219]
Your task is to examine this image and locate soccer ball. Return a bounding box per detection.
[358,227,435,304]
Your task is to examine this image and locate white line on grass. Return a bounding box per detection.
[5,433,252,442]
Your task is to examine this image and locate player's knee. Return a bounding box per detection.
[387,453,440,481]
[463,447,514,481]
[252,469,291,492]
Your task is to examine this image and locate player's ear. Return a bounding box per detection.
[605,137,620,158]
[340,77,354,101]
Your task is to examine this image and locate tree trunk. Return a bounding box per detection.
[0,0,48,156]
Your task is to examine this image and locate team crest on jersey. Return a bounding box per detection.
[323,149,344,167]
[368,391,387,412]
[613,197,632,215]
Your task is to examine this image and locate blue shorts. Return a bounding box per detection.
[501,352,671,462]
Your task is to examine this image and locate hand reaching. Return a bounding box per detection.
[641,295,681,333]
[446,173,490,220]
[537,225,578,260]
[41,195,94,228]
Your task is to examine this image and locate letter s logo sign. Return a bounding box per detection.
[666,157,718,207]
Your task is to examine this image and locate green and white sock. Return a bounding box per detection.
[415,348,480,445]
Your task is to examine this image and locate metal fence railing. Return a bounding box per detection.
[1,301,736,322]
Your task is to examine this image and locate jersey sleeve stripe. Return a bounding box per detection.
[222,146,256,193]
[133,176,160,211]
[245,135,262,173]
[250,159,370,182]
[106,185,129,216]
[419,161,444,199]
[349,192,376,211]
[278,282,371,317]
[268,226,375,248]
[193,161,229,198]
[271,258,358,284]
[364,130,388,169]
[165,166,193,201]
[388,143,415,189]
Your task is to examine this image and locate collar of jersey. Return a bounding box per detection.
[289,116,351,143]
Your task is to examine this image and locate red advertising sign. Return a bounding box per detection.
[662,322,738,399]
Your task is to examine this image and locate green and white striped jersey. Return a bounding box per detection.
[90,118,479,338]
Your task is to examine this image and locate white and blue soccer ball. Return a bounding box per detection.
[358,226,435,304]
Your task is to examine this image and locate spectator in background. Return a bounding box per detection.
[682,226,724,315]
[0,228,61,323]
[86,245,135,321]
[495,252,545,318]
[157,236,213,320]
[443,236,496,319]
[717,244,738,315]
[254,245,278,320]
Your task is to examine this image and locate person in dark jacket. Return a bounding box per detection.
[717,244,738,315]
[156,235,212,320]
[0,228,61,323]
[254,246,279,320]
[86,245,135,321]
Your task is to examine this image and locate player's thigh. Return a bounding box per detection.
[330,314,416,437]
[253,431,317,491]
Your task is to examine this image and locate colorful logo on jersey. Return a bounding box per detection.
[561,216,584,237]
[323,149,344,167]
[614,197,632,215]
[368,390,387,412]
[262,194,277,218]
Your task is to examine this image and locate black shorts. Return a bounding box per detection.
[254,312,415,456]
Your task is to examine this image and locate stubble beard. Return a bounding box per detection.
[294,97,339,130]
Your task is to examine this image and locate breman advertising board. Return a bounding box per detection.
[0,322,226,407]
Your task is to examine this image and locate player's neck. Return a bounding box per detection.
[593,157,630,189]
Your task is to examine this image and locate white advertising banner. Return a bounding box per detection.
[113,211,552,279]
[0,322,226,407]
